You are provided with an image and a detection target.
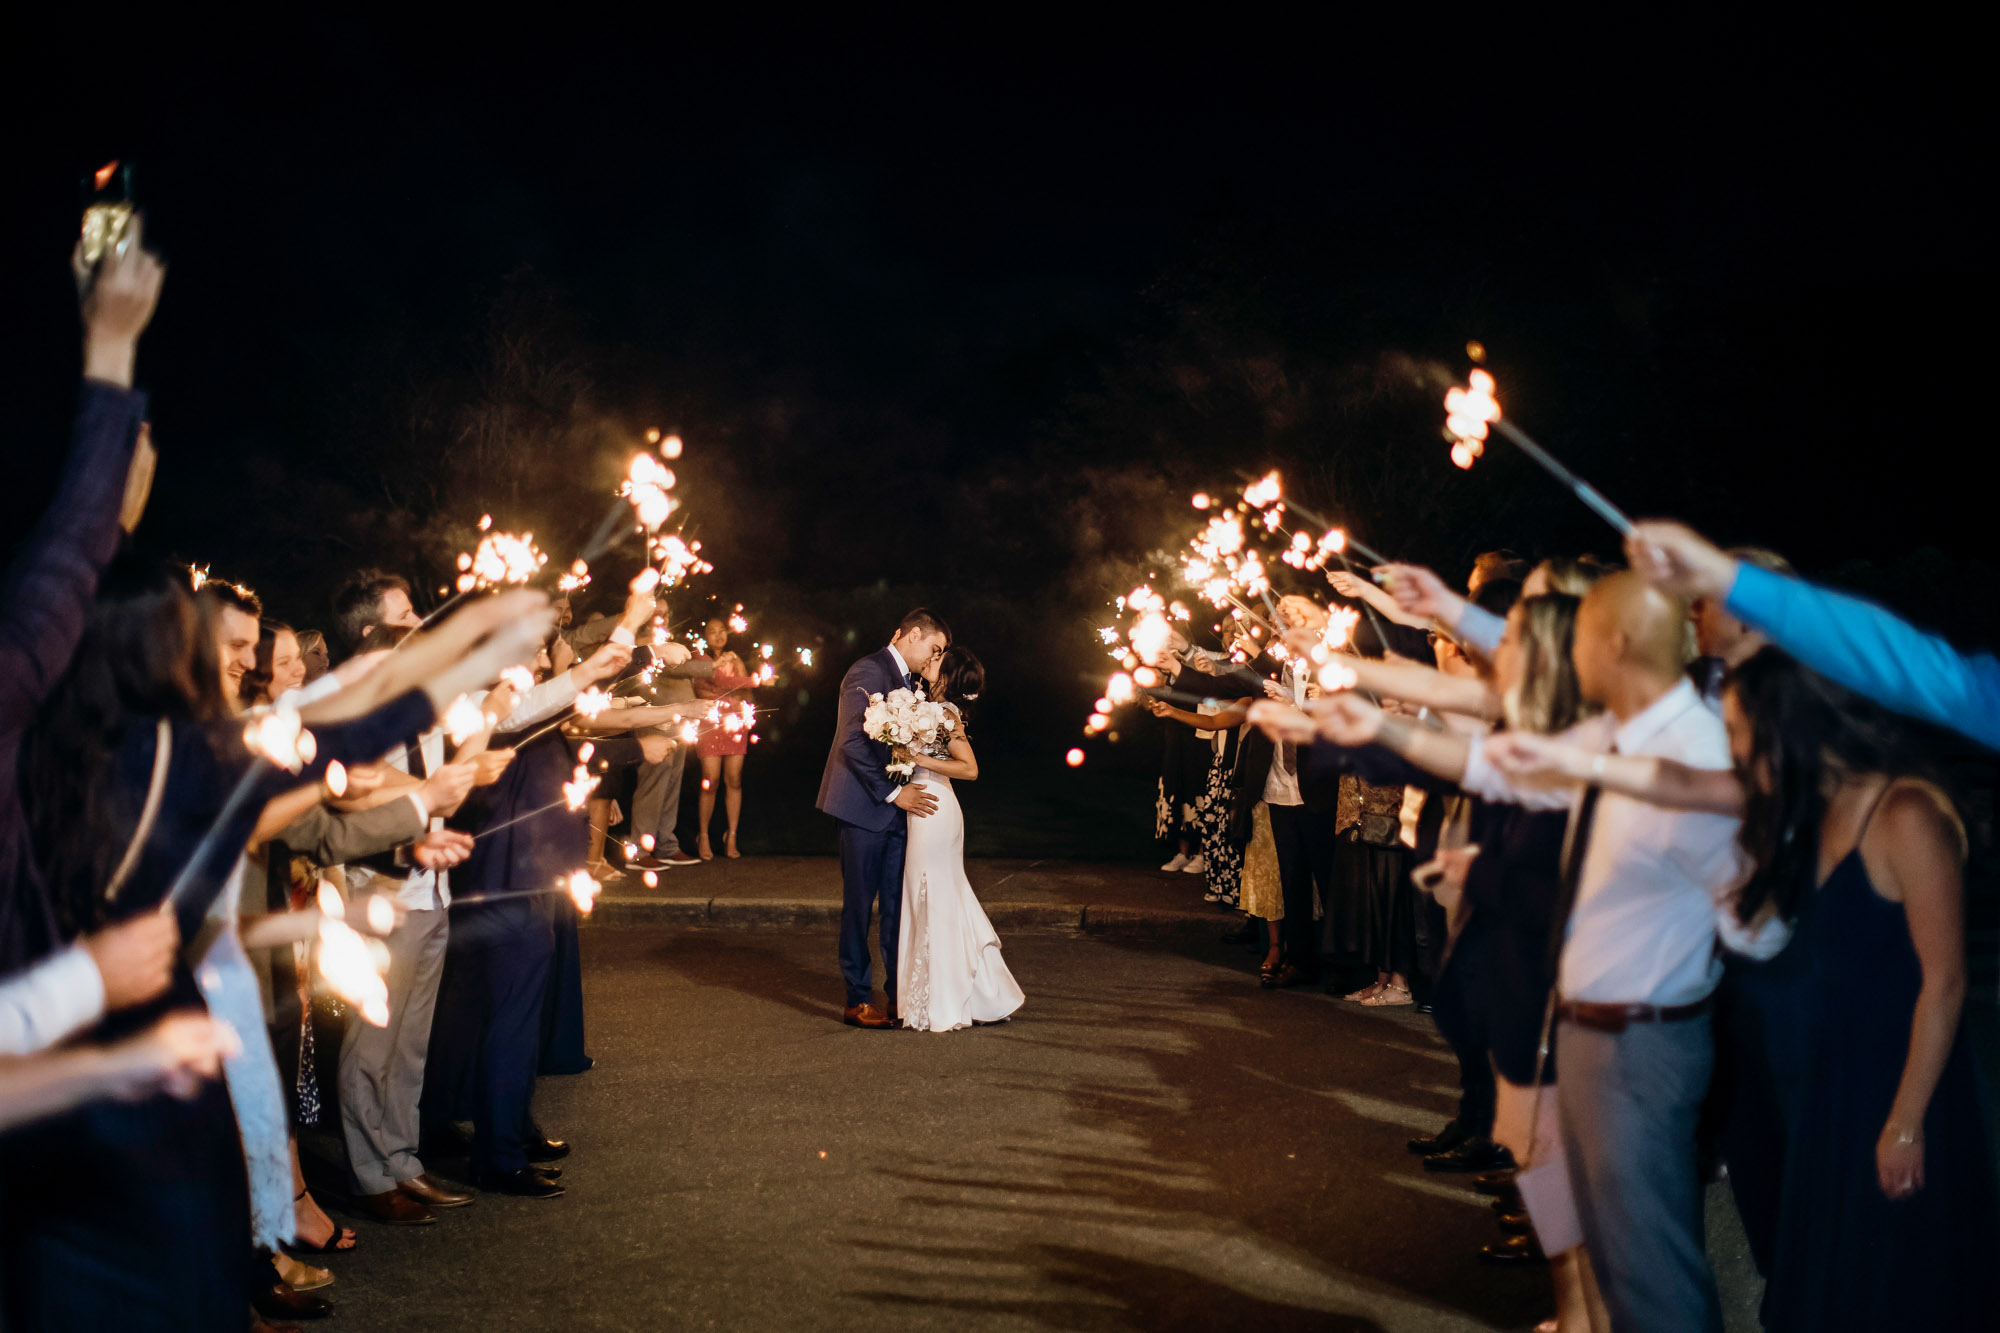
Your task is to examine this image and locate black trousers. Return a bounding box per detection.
[1268,804,1336,973]
[425,905,555,1174]
[1430,922,1498,1137]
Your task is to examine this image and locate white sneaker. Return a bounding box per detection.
[1180,854,1206,875]
[1159,853,1189,872]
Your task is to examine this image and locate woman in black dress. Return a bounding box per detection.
[1489,648,2000,1329]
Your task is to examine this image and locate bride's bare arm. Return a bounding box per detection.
[913,733,978,781]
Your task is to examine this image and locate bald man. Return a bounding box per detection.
[1450,574,1738,1331]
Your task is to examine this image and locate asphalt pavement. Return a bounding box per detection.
[311,917,1761,1331]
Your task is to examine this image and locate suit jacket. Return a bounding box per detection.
[816,647,907,832]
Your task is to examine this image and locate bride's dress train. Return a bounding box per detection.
[896,766,1024,1032]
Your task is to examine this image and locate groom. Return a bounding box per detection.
[816,608,952,1028]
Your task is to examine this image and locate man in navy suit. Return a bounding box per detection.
[816,609,951,1028]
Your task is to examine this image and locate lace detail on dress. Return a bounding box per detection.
[906,873,933,1032]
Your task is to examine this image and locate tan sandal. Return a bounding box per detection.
[1360,983,1413,1007]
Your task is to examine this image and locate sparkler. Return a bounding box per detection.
[1442,367,1633,536]
[449,869,602,916]
[470,765,597,842]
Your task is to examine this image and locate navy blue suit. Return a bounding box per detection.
[816,646,909,1007]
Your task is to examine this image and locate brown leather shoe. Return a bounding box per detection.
[350,1188,436,1225]
[842,1003,892,1029]
[399,1172,474,1207]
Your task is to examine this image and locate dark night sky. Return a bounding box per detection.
[3,16,1996,825]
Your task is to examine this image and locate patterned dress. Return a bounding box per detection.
[1195,731,1244,907]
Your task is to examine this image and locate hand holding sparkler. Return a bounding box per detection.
[109,1011,236,1103]
[1246,699,1319,746]
[81,911,179,1012]
[417,761,478,820]
[77,212,164,389]
[409,829,475,872]
[1623,520,1740,602]
[1302,692,1387,747]
[470,748,516,787]
[1374,563,1467,628]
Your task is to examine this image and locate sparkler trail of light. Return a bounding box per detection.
[1234,472,1393,567]
[452,870,602,915]
[1442,367,1633,535]
[470,794,579,841]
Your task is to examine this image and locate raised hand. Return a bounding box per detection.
[1483,731,1573,779]
[112,1011,234,1103]
[410,829,475,871]
[1246,700,1317,745]
[1326,569,1369,600]
[656,640,693,667]
[1625,521,1739,601]
[471,748,515,787]
[418,760,478,818]
[77,213,165,388]
[82,910,179,1012]
[1303,692,1385,747]
[576,640,635,686]
[1374,563,1463,625]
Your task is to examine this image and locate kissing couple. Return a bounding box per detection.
[813,608,1025,1032]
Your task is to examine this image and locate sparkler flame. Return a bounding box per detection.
[314,880,389,1027]
[562,763,600,810]
[243,706,315,773]
[574,688,613,718]
[443,695,488,744]
[564,869,602,915]
[1443,370,1501,469]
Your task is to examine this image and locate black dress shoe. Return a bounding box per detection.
[1479,1233,1546,1266]
[1424,1137,1514,1174]
[1473,1167,1520,1196]
[1407,1120,1469,1156]
[525,1135,570,1162]
[1496,1210,1536,1236]
[529,1163,563,1180]
[1491,1193,1525,1215]
[253,1281,334,1321]
[477,1167,566,1198]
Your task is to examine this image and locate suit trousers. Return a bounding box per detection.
[341,906,449,1194]
[630,745,689,855]
[1267,803,1334,972]
[837,818,906,1007]
[426,911,555,1175]
[1557,1012,1723,1333]
[1430,922,1497,1138]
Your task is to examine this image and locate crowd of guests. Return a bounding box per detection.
[0,225,729,1329]
[1146,522,2000,1329]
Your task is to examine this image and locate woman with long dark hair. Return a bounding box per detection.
[2,557,546,1329]
[1487,648,2000,1329]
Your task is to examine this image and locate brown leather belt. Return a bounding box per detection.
[1556,997,1711,1034]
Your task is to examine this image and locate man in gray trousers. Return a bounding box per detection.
[626,638,713,869]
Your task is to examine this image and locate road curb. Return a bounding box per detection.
[590,896,1243,940]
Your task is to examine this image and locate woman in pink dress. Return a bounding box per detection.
[692,616,760,859]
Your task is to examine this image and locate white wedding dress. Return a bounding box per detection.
[896,724,1025,1032]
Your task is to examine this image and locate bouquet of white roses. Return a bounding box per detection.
[863,686,957,785]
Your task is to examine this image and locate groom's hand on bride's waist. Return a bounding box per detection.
[892,784,939,817]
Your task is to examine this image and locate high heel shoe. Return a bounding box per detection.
[696,835,714,862]
[725,830,741,859]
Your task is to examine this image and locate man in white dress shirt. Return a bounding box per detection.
[1455,574,1740,1333]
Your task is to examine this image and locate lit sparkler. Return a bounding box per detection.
[315,881,389,1027]
[1442,365,1633,535]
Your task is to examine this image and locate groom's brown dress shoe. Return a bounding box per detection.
[843,1003,892,1029]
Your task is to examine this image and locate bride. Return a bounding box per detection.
[896,646,1025,1032]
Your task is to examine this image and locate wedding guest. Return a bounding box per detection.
[6,555,540,1329]
[1314,572,1741,1331]
[1686,547,1791,699]
[625,626,717,871]
[1144,688,1251,908]
[1488,650,2000,1328]
[205,577,263,703]
[330,568,422,653]
[296,627,330,682]
[242,618,307,707]
[1155,654,1211,875]
[693,616,762,860]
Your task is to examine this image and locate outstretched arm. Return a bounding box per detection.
[1482,732,1746,815]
